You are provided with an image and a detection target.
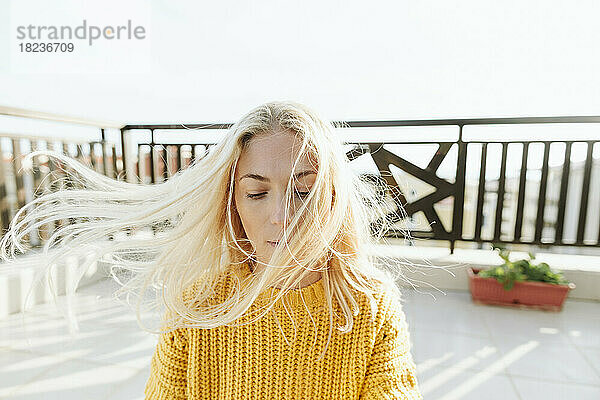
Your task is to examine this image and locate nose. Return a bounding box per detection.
[270,194,287,225]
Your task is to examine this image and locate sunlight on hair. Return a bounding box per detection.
[0,100,449,360]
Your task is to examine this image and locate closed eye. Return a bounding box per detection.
[246,190,311,200]
[246,192,266,199]
[295,189,310,198]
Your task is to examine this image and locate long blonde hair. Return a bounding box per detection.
[0,100,407,358]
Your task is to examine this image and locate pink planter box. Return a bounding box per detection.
[467,267,575,311]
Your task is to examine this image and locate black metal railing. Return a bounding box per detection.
[3,108,598,254]
[120,116,600,253]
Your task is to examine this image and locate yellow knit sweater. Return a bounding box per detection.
[145,263,422,399]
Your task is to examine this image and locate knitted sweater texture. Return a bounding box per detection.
[145,263,422,399]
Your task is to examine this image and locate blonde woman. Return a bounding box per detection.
[1,101,422,399]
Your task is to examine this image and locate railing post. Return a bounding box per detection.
[120,128,129,182]
[100,128,108,177]
[451,125,467,253]
[149,129,156,184]
[0,139,8,234]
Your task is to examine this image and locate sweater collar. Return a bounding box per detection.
[235,262,326,309]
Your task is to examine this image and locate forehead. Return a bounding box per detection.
[235,131,315,180]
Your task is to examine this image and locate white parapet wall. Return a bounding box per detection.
[0,230,160,318]
[372,244,600,301]
[0,248,109,318]
[1,241,598,319]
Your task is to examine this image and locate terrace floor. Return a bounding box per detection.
[1,277,599,400]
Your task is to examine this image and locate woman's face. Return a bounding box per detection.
[234,130,316,265]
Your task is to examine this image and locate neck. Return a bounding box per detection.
[249,260,325,289]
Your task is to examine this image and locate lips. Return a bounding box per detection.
[267,241,280,246]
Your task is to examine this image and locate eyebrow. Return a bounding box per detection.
[239,170,316,183]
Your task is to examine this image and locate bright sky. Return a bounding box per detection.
[0,0,599,178]
[1,0,599,124]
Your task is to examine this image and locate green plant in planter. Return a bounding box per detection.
[478,246,570,290]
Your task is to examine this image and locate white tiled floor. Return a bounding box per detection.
[403,287,600,400]
[1,279,599,399]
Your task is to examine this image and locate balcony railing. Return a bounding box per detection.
[119,116,600,253]
[0,106,124,249]
[1,107,598,254]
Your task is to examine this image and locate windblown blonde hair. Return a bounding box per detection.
[0,100,410,359]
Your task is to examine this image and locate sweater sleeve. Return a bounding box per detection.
[359,294,422,400]
[144,319,189,399]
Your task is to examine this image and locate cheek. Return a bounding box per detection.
[235,201,265,239]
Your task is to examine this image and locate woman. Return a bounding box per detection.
[1,101,422,399]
